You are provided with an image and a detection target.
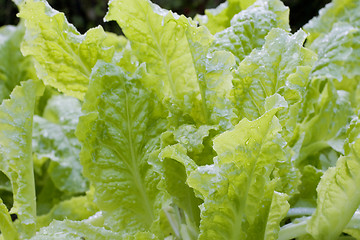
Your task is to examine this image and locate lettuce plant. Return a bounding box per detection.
[0,0,360,239]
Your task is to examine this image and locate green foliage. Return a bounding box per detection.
[0,80,44,238]
[0,0,360,239]
[0,23,36,102]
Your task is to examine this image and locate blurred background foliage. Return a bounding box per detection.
[1,0,331,34]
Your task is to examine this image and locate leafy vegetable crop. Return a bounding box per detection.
[0,0,360,239]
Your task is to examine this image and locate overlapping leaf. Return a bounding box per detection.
[106,0,236,127]
[32,95,87,194]
[156,144,202,238]
[210,0,290,65]
[0,23,36,103]
[188,109,290,239]
[1,0,360,239]
[304,0,360,45]
[31,218,120,240]
[307,116,360,240]
[18,0,120,100]
[195,0,257,34]
[232,28,316,121]
[0,80,44,238]
[303,0,360,111]
[76,61,167,235]
[0,198,18,240]
[185,25,236,128]
[36,191,98,230]
[105,0,198,102]
[309,23,360,85]
[295,80,353,166]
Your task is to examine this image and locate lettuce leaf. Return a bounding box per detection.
[155,144,202,239]
[32,95,87,194]
[195,0,257,34]
[303,0,360,111]
[293,165,323,208]
[188,108,289,239]
[0,79,44,238]
[0,23,36,103]
[185,25,236,128]
[295,80,353,166]
[210,0,290,65]
[0,198,18,240]
[36,190,98,230]
[304,0,360,45]
[2,0,360,238]
[265,192,290,240]
[309,23,360,85]
[18,0,118,100]
[31,218,120,240]
[106,0,236,127]
[76,61,168,236]
[105,0,198,103]
[307,116,360,239]
[232,28,316,121]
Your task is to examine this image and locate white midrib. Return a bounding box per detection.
[186,37,210,123]
[125,90,155,227]
[231,125,272,239]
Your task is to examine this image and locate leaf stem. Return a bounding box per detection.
[286,207,315,217]
[163,206,181,239]
[278,217,310,240]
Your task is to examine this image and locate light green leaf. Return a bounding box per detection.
[106,0,238,127]
[188,108,289,239]
[32,95,87,194]
[76,61,168,235]
[19,0,117,100]
[303,0,360,112]
[232,28,316,121]
[161,124,218,166]
[195,0,256,34]
[36,190,98,230]
[295,80,353,166]
[303,0,360,45]
[278,217,311,240]
[256,93,301,197]
[105,0,198,102]
[310,23,360,84]
[0,23,36,103]
[307,23,360,112]
[158,144,202,233]
[31,218,120,240]
[279,66,313,143]
[210,0,290,64]
[185,25,237,128]
[306,116,360,240]
[171,125,217,156]
[293,165,323,208]
[0,79,44,238]
[270,145,301,198]
[106,0,206,125]
[343,229,360,239]
[123,232,159,240]
[264,192,290,240]
[0,198,18,240]
[102,31,128,52]
[114,42,141,75]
